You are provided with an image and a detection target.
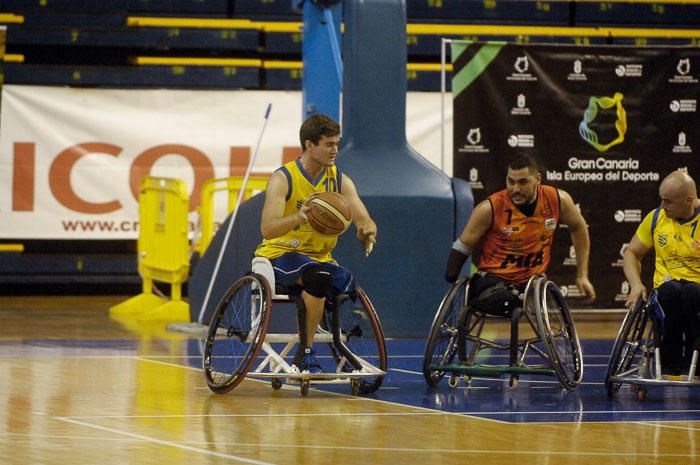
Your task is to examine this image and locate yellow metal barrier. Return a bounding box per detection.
[193,175,268,257]
[111,176,190,322]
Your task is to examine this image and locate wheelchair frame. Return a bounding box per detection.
[605,293,700,400]
[202,258,387,396]
[423,274,583,391]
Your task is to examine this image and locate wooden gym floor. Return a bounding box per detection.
[1,295,699,465]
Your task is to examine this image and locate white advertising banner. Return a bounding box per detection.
[0,85,450,239]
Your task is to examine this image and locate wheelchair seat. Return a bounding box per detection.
[423,274,583,391]
[251,257,290,300]
[605,289,700,400]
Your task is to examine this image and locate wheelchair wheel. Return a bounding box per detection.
[604,298,649,397]
[203,273,271,394]
[423,277,469,387]
[535,279,583,390]
[324,287,387,394]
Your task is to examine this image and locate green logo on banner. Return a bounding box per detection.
[579,92,627,152]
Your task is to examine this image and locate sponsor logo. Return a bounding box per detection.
[658,234,667,247]
[567,59,588,81]
[560,285,584,298]
[458,128,490,153]
[563,245,577,266]
[468,167,484,190]
[507,56,538,82]
[507,134,534,148]
[614,209,642,223]
[511,93,532,116]
[670,99,697,112]
[611,243,628,268]
[615,281,631,302]
[669,58,698,84]
[673,131,693,154]
[615,64,643,77]
[579,92,627,152]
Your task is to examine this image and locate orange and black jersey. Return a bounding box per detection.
[478,185,561,284]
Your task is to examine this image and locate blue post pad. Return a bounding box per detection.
[334,0,472,337]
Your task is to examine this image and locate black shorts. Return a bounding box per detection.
[469,273,523,317]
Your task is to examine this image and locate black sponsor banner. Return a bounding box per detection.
[452,42,699,308]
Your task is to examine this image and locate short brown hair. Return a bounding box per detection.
[299,114,340,151]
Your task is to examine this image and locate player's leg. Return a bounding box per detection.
[680,281,700,367]
[291,267,332,372]
[656,280,685,373]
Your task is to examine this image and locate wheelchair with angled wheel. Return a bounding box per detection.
[605,289,700,400]
[423,273,583,391]
[202,257,387,396]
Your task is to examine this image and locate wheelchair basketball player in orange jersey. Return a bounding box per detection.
[445,154,596,313]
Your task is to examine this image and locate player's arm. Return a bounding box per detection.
[342,175,377,249]
[558,189,596,301]
[444,199,492,283]
[260,171,308,239]
[622,234,651,308]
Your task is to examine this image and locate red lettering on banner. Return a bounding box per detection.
[12,142,35,211]
[10,142,289,213]
[50,143,123,214]
[130,144,214,211]
[283,146,300,164]
[229,147,250,176]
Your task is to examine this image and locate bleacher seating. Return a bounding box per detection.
[1,0,699,91]
[1,0,699,293]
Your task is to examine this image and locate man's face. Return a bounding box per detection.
[506,167,540,206]
[659,183,692,219]
[306,134,340,167]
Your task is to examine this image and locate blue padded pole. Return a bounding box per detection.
[341,0,408,150]
[301,0,342,121]
[333,0,471,336]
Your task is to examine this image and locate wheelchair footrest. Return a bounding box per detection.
[610,374,700,386]
[436,364,557,377]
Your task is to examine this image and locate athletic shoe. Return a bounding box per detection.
[296,348,322,374]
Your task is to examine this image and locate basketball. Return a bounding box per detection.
[305,191,352,236]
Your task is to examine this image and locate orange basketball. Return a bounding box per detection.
[306,191,352,236]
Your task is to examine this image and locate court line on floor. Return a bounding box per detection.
[637,421,700,431]
[54,416,279,465]
[48,415,700,460]
[134,356,514,425]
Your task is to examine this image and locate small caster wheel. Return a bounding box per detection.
[448,375,460,388]
[300,379,310,396]
[271,378,283,390]
[350,379,361,396]
[509,376,519,389]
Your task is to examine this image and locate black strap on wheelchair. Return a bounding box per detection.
[329,293,365,371]
[295,297,309,348]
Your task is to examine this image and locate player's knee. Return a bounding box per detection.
[301,267,332,298]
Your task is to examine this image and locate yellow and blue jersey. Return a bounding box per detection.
[636,206,700,287]
[255,159,343,263]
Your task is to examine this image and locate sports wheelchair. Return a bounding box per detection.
[423,274,583,391]
[605,290,700,400]
[202,257,387,396]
